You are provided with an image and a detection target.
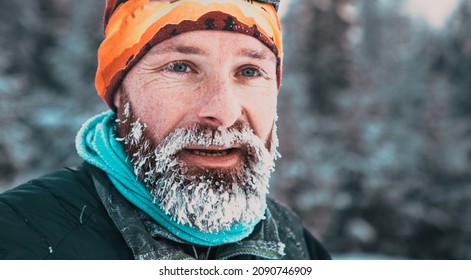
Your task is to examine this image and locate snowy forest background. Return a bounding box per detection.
[0,0,470,259]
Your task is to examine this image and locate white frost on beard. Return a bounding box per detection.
[123,102,130,119]
[117,107,280,233]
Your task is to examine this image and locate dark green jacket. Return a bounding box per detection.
[0,162,331,260]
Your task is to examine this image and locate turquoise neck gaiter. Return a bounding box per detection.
[75,111,260,246]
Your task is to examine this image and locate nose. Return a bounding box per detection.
[197,77,243,128]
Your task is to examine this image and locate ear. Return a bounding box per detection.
[113,88,122,109]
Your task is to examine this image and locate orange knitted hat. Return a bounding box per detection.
[96,0,283,110]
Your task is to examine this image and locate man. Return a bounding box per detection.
[0,0,331,260]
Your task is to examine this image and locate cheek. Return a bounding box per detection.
[129,94,187,144]
[125,79,200,144]
[248,95,278,142]
[261,103,278,140]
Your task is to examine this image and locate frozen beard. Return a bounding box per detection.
[115,101,279,234]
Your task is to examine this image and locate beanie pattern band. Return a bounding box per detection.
[96,0,283,110]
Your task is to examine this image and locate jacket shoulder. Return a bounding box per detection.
[266,197,331,260]
[0,163,132,259]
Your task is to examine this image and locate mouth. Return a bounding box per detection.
[189,149,232,157]
[178,146,242,169]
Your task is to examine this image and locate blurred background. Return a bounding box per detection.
[0,0,470,259]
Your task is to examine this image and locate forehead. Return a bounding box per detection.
[146,30,277,62]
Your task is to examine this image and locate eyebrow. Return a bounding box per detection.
[237,47,276,62]
[153,45,209,56]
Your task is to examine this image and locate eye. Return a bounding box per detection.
[165,62,191,73]
[237,66,271,80]
[240,67,261,77]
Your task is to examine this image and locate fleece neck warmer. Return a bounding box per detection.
[75,111,262,246]
[96,0,282,110]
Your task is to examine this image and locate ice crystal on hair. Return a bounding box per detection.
[123,102,130,118]
[117,117,147,147]
[129,119,145,145]
[116,102,130,124]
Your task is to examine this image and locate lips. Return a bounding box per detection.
[178,146,242,168]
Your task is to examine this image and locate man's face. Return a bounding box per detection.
[114,30,279,232]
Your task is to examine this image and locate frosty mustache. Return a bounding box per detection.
[139,121,273,183]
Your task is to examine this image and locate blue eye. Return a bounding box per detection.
[170,63,189,73]
[241,68,259,77]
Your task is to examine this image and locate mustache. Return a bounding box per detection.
[157,121,255,155]
[117,117,268,179]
